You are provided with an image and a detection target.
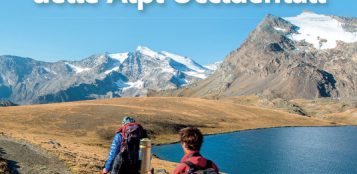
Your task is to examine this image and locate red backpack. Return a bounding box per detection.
[116,123,145,165]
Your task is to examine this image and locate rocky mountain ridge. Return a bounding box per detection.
[0,46,218,104]
[168,11,357,100]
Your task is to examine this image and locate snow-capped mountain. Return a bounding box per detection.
[205,61,223,71]
[170,11,357,100]
[0,46,214,104]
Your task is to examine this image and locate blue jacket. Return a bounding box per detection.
[104,133,122,171]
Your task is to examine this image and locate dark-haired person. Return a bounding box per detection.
[172,127,219,174]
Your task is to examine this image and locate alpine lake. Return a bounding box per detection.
[152,126,357,174]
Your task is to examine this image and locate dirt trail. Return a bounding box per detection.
[0,136,71,174]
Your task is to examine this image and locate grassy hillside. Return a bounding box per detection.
[0,97,355,173]
[223,95,357,121]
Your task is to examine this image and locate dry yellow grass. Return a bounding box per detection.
[291,98,357,116]
[321,109,357,124]
[0,97,355,173]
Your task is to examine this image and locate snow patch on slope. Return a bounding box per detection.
[42,67,57,75]
[184,71,208,79]
[285,11,357,49]
[65,63,91,73]
[205,61,223,71]
[104,67,120,74]
[123,80,144,91]
[161,51,206,73]
[109,52,129,64]
[274,27,287,32]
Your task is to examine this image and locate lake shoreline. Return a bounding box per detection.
[153,126,357,174]
[153,124,357,146]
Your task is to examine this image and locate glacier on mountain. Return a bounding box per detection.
[284,11,357,49]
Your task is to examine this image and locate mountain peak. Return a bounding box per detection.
[136,45,151,51]
[301,10,317,15]
[136,46,158,57]
[172,12,357,100]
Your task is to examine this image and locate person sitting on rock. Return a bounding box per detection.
[172,127,219,174]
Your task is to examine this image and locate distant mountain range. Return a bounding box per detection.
[0,46,220,104]
[166,11,357,100]
[2,11,356,105]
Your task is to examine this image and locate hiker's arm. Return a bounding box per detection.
[104,133,122,172]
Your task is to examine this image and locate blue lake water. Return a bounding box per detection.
[152,126,357,174]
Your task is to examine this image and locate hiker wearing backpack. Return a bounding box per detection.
[103,116,147,174]
[172,127,219,174]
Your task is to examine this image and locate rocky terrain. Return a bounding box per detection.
[0,100,17,107]
[0,136,70,174]
[0,157,10,174]
[0,46,217,105]
[166,11,357,100]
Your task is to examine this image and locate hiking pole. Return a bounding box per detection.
[140,138,152,174]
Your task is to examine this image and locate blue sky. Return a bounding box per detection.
[0,0,356,65]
